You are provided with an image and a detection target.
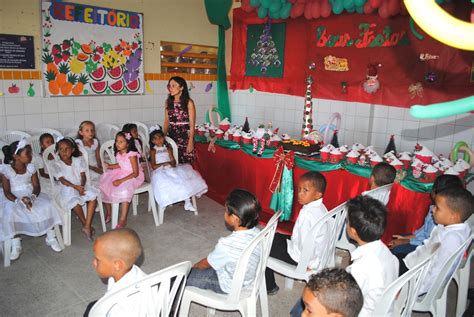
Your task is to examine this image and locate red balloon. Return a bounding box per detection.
[288,0,298,3]
[363,2,375,14]
[320,0,332,17]
[387,0,400,16]
[378,0,390,18]
[241,0,254,13]
[369,0,382,8]
[312,0,321,19]
[304,2,313,19]
[291,3,305,17]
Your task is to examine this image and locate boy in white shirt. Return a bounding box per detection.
[345,195,399,317]
[362,162,396,205]
[84,228,145,316]
[401,187,473,295]
[265,171,328,295]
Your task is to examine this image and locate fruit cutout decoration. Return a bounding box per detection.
[27,83,35,97]
[301,75,314,138]
[8,84,20,94]
[145,81,154,94]
[205,83,213,92]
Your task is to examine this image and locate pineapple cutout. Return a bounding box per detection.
[301,75,314,138]
[248,20,281,75]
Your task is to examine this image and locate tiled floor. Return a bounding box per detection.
[0,195,471,316]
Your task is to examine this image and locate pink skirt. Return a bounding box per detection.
[99,169,144,203]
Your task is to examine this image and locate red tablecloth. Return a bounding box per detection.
[193,143,432,243]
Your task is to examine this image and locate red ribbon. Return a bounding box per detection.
[269,146,295,193]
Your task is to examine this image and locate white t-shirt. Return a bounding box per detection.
[287,198,329,269]
[346,240,399,317]
[404,222,471,294]
[207,227,260,293]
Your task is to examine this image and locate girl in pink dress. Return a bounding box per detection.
[99,132,144,228]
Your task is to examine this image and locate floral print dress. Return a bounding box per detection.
[168,100,194,164]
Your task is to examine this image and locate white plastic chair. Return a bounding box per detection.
[132,121,150,145]
[32,128,63,140]
[0,130,31,144]
[373,243,440,317]
[362,183,394,206]
[412,235,473,316]
[267,202,348,290]
[452,244,473,317]
[179,211,282,317]
[96,123,120,144]
[43,145,105,246]
[89,261,192,317]
[28,135,42,155]
[156,137,198,224]
[99,140,159,229]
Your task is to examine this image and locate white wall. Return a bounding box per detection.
[229,89,474,157]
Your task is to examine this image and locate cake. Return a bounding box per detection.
[279,139,321,156]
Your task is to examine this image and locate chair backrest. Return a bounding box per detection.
[132,121,150,144]
[35,128,63,140]
[0,149,4,164]
[99,140,117,171]
[165,137,179,166]
[89,261,192,317]
[373,243,440,317]
[77,145,92,187]
[42,144,59,190]
[96,123,120,144]
[417,234,473,307]
[226,211,282,304]
[363,183,393,206]
[297,202,348,273]
[0,130,32,144]
[28,135,42,155]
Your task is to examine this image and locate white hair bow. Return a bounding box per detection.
[15,138,29,154]
[150,124,163,133]
[56,136,64,143]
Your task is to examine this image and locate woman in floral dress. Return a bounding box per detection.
[163,76,196,164]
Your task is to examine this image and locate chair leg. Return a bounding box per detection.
[456,268,469,317]
[206,308,216,316]
[434,288,448,316]
[112,204,119,229]
[3,239,11,267]
[192,196,198,216]
[285,277,295,290]
[148,189,159,226]
[259,279,269,317]
[148,194,152,212]
[159,206,165,225]
[241,297,257,317]
[178,291,192,317]
[54,225,65,250]
[132,195,138,216]
[63,211,71,246]
[97,199,106,232]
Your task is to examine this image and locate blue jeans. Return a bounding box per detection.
[290,298,304,317]
[186,268,225,294]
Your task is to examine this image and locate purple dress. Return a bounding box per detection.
[168,100,195,164]
[99,151,144,203]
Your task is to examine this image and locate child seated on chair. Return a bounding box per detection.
[389,174,464,256]
[345,195,399,317]
[32,133,55,194]
[84,228,145,316]
[186,189,261,294]
[265,171,329,295]
[362,162,396,205]
[400,188,473,295]
[295,268,363,317]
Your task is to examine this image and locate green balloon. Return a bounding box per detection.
[409,96,474,119]
[250,0,261,7]
[332,0,344,14]
[261,0,272,9]
[343,0,354,10]
[354,0,366,6]
[355,5,364,13]
[269,1,281,13]
[280,3,291,18]
[258,6,268,18]
[269,9,280,19]
[346,5,355,13]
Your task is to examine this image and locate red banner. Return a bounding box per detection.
[230,7,473,108]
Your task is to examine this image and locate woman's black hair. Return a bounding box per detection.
[114,131,138,155]
[55,137,81,158]
[149,129,166,148]
[166,76,190,112]
[225,189,261,229]
[2,141,31,164]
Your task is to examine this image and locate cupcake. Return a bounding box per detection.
[370,155,383,167]
[270,134,281,148]
[233,130,242,143]
[219,118,231,132]
[389,158,404,170]
[453,162,466,178]
[329,148,343,163]
[443,167,460,176]
[346,150,360,164]
[339,145,349,158]
[423,164,438,182]
[398,152,412,169]
[456,159,471,172]
[198,126,207,136]
[215,129,224,139]
[243,132,253,144]
[320,145,332,162]
[281,133,291,141]
[352,143,365,152]
[414,144,433,164]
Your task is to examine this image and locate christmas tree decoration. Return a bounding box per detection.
[248,19,282,75]
[330,130,340,148]
[384,135,397,154]
[301,75,314,138]
[243,117,250,133]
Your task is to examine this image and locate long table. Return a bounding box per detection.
[193,141,433,243]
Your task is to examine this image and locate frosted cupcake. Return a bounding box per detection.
[339,145,349,158]
[270,134,281,148]
[352,143,365,152]
[281,133,291,141]
[243,132,253,144]
[370,155,383,167]
[443,167,460,176]
[320,145,332,162]
[398,152,412,169]
[233,129,242,143]
[198,126,207,136]
[219,118,231,132]
[329,148,343,163]
[389,158,404,170]
[215,128,224,139]
[346,150,360,164]
[423,164,438,182]
[414,144,433,164]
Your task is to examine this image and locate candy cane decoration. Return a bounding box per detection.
[301,75,314,138]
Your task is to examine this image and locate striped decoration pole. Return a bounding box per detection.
[301,75,314,139]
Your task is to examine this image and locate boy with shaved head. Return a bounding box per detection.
[84,228,145,316]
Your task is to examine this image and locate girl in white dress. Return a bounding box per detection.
[149,126,207,212]
[53,138,99,240]
[0,139,63,261]
[32,133,55,196]
[75,121,102,185]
